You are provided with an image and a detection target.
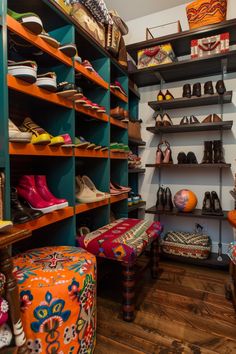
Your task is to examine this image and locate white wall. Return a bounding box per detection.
[126,0,236,254]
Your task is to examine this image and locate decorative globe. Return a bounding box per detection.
[173,189,197,212]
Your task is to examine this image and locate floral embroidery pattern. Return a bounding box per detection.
[20,290,33,312]
[33,252,72,271]
[69,258,93,276]
[13,266,37,285]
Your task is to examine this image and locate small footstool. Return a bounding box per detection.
[13,246,96,354]
[78,218,162,321]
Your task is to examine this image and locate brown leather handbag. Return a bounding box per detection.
[128,120,142,141]
[186,0,227,30]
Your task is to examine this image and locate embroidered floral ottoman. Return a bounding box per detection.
[13,246,96,354]
[78,218,162,321]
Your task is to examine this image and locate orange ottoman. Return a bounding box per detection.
[13,246,96,354]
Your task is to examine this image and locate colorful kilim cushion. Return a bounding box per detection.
[13,246,96,354]
[228,241,236,265]
[78,218,162,263]
[162,231,211,259]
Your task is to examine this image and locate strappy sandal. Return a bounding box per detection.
[156,141,164,164]
[163,141,173,164]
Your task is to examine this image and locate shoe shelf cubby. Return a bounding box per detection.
[75,105,109,123]
[148,91,233,111]
[146,163,231,169]
[110,117,128,129]
[147,121,233,134]
[110,87,128,103]
[146,206,228,221]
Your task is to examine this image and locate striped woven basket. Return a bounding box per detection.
[161,231,211,259]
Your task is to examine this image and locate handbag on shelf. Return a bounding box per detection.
[191,32,229,59]
[186,0,227,30]
[161,231,211,259]
[128,120,142,141]
[137,43,177,69]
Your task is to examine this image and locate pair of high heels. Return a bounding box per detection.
[180,115,199,125]
[156,187,173,211]
[155,113,173,127]
[157,90,174,101]
[156,141,173,164]
[202,191,223,216]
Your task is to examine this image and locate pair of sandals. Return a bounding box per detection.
[156,141,173,164]
[110,182,131,196]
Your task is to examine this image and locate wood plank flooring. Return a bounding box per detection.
[95,257,236,354]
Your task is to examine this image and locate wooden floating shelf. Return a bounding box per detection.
[128,138,146,146]
[8,74,73,109]
[74,149,108,158]
[110,193,128,204]
[127,19,236,60]
[146,163,231,168]
[146,121,233,134]
[110,117,128,129]
[75,105,109,122]
[7,15,72,68]
[9,143,73,157]
[148,92,233,111]
[110,87,128,103]
[128,168,146,173]
[0,227,31,248]
[110,152,129,160]
[75,198,109,214]
[16,207,74,231]
[129,50,236,87]
[74,62,109,90]
[128,201,146,212]
[145,206,228,220]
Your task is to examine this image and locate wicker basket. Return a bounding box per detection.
[186,0,227,30]
[161,231,211,259]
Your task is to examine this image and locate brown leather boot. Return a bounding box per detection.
[201,141,213,164]
[201,114,212,123]
[213,114,222,122]
[213,140,225,164]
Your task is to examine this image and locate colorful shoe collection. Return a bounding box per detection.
[128,192,143,207]
[110,142,129,153]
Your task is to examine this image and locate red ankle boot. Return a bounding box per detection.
[17,175,58,214]
[35,175,68,210]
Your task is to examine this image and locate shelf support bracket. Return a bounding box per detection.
[153,72,165,89]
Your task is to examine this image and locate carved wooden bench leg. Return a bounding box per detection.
[122,262,135,322]
[150,238,160,279]
[0,247,29,354]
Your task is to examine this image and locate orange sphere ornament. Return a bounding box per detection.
[174,189,197,212]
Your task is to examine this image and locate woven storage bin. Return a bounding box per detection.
[162,231,211,259]
[186,0,227,30]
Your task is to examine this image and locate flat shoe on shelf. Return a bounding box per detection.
[39,31,60,48]
[57,82,77,97]
[8,119,32,143]
[74,137,91,148]
[36,72,57,92]
[82,175,109,198]
[8,9,43,35]
[75,176,105,203]
[59,43,77,58]
[8,60,37,83]
[110,182,131,193]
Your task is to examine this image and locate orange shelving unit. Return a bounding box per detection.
[8,74,73,109]
[15,207,74,231]
[74,62,109,90]
[75,198,110,215]
[9,143,73,157]
[110,87,128,103]
[110,117,128,129]
[110,152,129,160]
[74,149,109,158]
[7,15,73,68]
[110,193,128,204]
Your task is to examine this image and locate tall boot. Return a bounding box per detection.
[213,140,226,164]
[201,141,213,164]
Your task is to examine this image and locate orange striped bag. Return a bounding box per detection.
[186,0,227,30]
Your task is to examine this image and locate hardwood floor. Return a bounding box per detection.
[95,257,236,354]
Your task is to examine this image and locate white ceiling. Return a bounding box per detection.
[105,0,190,21]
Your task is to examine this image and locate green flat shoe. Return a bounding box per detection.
[8,9,43,34]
